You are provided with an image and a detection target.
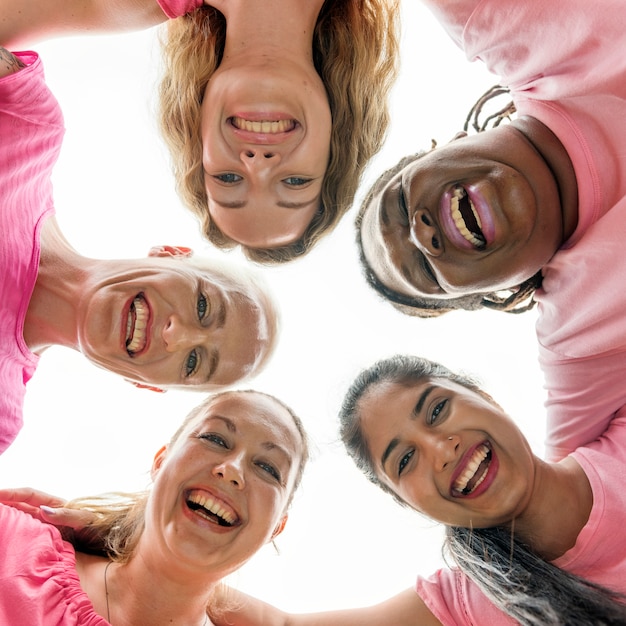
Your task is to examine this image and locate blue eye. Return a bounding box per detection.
[185,350,199,377]
[214,173,243,184]
[283,176,311,187]
[199,433,228,448]
[398,449,414,476]
[197,293,208,321]
[256,461,281,482]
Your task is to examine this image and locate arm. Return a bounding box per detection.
[0,0,170,49]
[213,587,442,626]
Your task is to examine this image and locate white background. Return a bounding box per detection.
[0,2,547,613]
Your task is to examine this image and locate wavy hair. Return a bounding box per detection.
[63,390,310,561]
[158,0,399,263]
[355,86,540,316]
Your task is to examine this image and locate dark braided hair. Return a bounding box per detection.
[356,85,542,318]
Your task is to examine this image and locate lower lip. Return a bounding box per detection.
[438,184,495,250]
[452,445,499,500]
[180,495,236,534]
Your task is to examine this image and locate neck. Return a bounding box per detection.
[215,0,325,64]
[24,217,91,353]
[512,116,579,243]
[513,456,592,560]
[77,553,218,626]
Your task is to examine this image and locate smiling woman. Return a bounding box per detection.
[0,46,277,455]
[0,390,310,626]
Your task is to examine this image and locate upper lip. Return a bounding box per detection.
[184,486,243,527]
[227,115,300,145]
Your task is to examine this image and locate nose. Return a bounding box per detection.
[162,315,211,353]
[409,209,443,257]
[240,147,281,170]
[433,434,460,472]
[212,454,245,489]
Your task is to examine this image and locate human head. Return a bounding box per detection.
[158,0,399,262]
[76,247,279,390]
[67,390,310,567]
[339,355,534,528]
[356,152,542,317]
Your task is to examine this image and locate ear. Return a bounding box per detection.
[271,515,288,540]
[151,445,168,479]
[148,245,194,259]
[126,380,166,393]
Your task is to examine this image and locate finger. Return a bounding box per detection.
[39,506,99,530]
[0,487,67,508]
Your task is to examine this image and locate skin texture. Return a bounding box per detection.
[200,0,332,248]
[25,218,277,389]
[360,117,578,301]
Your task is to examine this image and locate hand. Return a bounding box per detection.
[0,487,95,529]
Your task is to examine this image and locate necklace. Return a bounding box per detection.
[103,561,208,626]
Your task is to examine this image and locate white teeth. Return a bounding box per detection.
[126,296,148,354]
[453,443,491,495]
[187,490,237,526]
[450,187,484,247]
[231,117,294,134]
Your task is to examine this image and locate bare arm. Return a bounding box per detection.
[213,587,442,626]
[0,0,169,49]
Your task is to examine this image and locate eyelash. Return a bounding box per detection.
[213,173,243,184]
[283,176,311,187]
[198,434,281,482]
[419,252,439,286]
[429,399,448,424]
[398,449,414,476]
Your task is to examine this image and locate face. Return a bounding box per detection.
[201,59,332,248]
[76,257,276,388]
[359,378,536,528]
[360,125,567,300]
[145,392,303,575]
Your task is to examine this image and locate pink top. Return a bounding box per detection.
[422,0,626,248]
[156,0,203,18]
[0,51,64,454]
[416,412,626,625]
[0,503,109,625]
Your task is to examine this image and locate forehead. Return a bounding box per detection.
[192,393,302,455]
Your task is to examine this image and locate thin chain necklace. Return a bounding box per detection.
[103,561,208,625]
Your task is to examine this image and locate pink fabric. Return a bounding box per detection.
[156,0,203,18]
[417,413,626,625]
[422,0,626,247]
[0,504,109,625]
[0,51,64,454]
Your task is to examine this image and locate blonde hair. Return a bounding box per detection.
[158,0,400,263]
[64,391,310,562]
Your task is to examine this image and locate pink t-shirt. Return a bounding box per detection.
[156,0,203,18]
[0,52,64,454]
[0,503,109,625]
[422,0,626,248]
[416,412,626,625]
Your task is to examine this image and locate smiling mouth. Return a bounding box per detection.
[230,116,296,134]
[186,489,239,527]
[452,442,492,496]
[450,186,486,249]
[125,294,148,356]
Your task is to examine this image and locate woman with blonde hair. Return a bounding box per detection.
[3,0,400,262]
[0,389,310,625]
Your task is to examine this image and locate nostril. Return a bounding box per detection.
[263,152,274,159]
[432,236,440,250]
[245,150,254,158]
[421,214,431,226]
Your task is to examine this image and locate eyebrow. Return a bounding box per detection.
[212,198,316,210]
[204,348,220,383]
[380,385,435,470]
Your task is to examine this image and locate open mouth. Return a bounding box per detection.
[451,442,492,497]
[230,116,296,134]
[186,489,239,527]
[125,294,149,356]
[450,186,486,249]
